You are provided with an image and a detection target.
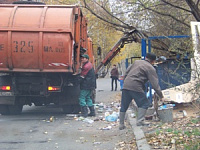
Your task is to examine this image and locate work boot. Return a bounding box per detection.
[136,108,149,126]
[88,106,96,116]
[81,106,88,118]
[119,112,126,130]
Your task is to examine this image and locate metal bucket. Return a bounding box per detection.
[157,107,173,123]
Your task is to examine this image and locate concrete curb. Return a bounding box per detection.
[127,111,151,150]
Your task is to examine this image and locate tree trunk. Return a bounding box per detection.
[185,0,200,21]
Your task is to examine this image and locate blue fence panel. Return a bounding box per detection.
[156,59,191,90]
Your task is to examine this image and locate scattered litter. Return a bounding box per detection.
[171,139,176,144]
[100,125,112,130]
[105,112,110,117]
[49,116,54,122]
[80,137,84,140]
[175,110,188,118]
[77,117,85,121]
[97,108,104,113]
[93,142,101,145]
[43,131,48,134]
[86,124,93,127]
[66,114,77,117]
[48,138,52,142]
[105,111,118,122]
[182,110,187,117]
[78,128,84,131]
[83,118,94,124]
[66,114,78,120]
[159,104,175,110]
[94,118,100,121]
[130,113,136,118]
[95,102,121,115]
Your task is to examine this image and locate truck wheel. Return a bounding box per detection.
[72,105,81,114]
[34,102,43,106]
[62,105,81,114]
[8,104,23,115]
[0,105,9,115]
[62,105,73,114]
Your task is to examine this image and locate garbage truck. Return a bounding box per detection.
[0,4,95,115]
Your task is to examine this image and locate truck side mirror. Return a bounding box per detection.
[97,47,101,55]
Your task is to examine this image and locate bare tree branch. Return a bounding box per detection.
[185,0,200,21]
[197,0,200,5]
[93,1,133,29]
[161,0,191,13]
[138,0,190,28]
[82,0,133,30]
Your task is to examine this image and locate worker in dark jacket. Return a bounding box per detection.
[119,53,164,130]
[110,64,119,91]
[79,54,96,117]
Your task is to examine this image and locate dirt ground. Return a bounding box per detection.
[142,102,200,150]
[173,103,199,118]
[113,90,200,150]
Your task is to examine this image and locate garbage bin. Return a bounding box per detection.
[157,107,173,123]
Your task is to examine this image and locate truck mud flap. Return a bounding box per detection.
[0,97,23,115]
[0,105,9,115]
[0,96,15,105]
[62,104,81,114]
[59,85,80,105]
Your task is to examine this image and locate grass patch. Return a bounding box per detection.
[191,119,199,124]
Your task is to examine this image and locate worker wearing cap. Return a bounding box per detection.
[119,53,164,130]
[79,54,96,117]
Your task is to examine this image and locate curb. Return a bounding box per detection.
[127,110,151,150]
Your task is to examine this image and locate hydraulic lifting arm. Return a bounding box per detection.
[95,29,144,74]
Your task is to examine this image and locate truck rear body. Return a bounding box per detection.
[0,4,94,114]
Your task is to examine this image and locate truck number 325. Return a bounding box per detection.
[13,41,34,53]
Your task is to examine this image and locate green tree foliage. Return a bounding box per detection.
[82,0,199,58]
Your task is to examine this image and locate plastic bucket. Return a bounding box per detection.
[157,107,173,123]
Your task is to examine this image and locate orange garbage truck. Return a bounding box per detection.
[0,4,95,115]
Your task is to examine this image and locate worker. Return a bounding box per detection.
[79,54,96,117]
[119,53,164,130]
[110,64,119,91]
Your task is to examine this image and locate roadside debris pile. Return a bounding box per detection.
[63,100,125,132]
[144,103,200,150]
[145,116,200,149]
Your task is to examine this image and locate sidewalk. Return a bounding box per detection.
[96,78,152,149]
[126,110,152,150]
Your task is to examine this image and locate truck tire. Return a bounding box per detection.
[8,104,23,115]
[62,104,81,114]
[0,105,9,115]
[72,105,81,114]
[62,105,73,114]
[34,102,43,106]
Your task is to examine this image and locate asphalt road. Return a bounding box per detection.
[0,78,135,150]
